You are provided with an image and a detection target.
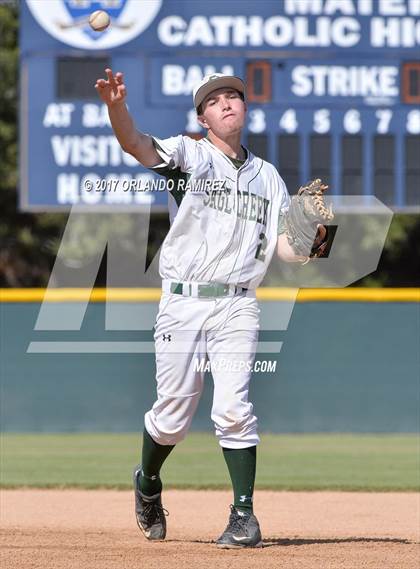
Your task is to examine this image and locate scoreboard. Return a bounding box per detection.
[20,0,420,211]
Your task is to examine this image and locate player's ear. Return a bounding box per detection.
[197,114,208,129]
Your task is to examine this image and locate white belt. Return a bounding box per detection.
[162,279,249,298]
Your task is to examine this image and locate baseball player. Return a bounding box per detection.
[95,70,331,548]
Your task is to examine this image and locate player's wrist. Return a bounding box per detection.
[107,98,127,110]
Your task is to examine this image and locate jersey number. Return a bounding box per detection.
[255,232,268,262]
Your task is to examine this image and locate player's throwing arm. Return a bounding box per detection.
[95,68,160,167]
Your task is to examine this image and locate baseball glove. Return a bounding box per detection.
[282,178,334,259]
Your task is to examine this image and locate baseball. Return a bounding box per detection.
[89,10,110,32]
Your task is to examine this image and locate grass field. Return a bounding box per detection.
[1,433,418,491]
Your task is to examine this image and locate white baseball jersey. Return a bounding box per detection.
[150,135,290,290]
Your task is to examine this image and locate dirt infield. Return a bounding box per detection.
[1,490,419,569]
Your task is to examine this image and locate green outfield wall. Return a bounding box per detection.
[1,289,418,433]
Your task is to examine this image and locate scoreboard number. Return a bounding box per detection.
[343,109,361,134]
[376,109,392,134]
[248,109,266,133]
[313,109,330,134]
[406,110,420,135]
[279,109,298,133]
[186,109,202,133]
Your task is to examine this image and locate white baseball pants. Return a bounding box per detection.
[144,291,260,449]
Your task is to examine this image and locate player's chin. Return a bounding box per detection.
[222,120,243,135]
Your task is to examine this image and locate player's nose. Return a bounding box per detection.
[221,97,232,110]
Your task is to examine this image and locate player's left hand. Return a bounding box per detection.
[311,224,328,257]
[281,178,334,259]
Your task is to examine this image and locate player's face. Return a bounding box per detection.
[198,88,246,136]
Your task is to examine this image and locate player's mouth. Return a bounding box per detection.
[222,113,236,120]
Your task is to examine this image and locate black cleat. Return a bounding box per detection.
[133,465,168,540]
[216,505,263,549]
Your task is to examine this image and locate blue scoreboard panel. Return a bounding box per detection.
[20,0,420,211]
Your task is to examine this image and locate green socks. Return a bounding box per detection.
[139,428,175,496]
[222,446,256,513]
[138,430,257,510]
